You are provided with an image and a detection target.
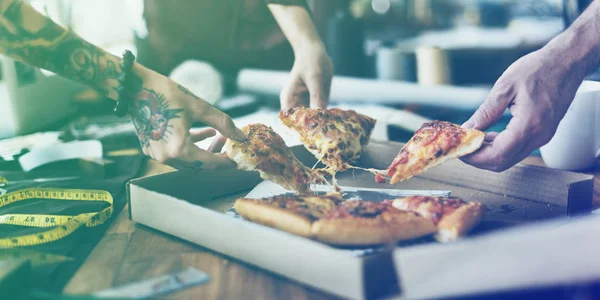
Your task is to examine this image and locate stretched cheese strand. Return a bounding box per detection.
[349,166,388,177]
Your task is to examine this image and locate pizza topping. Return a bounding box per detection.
[225,124,326,193]
[387,149,409,177]
[375,173,386,183]
[324,200,389,219]
[392,196,470,225]
[413,121,465,149]
[279,107,376,172]
[237,193,439,246]
[248,195,336,221]
[416,127,441,146]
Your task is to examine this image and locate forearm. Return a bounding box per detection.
[268,4,324,54]
[544,0,600,77]
[0,0,152,100]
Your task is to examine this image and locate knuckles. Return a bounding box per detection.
[473,105,496,125]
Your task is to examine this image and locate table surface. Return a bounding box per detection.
[63,157,600,299]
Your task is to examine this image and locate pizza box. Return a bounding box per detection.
[127,141,593,300]
[392,214,600,300]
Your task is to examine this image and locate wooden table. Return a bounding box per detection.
[63,157,600,299]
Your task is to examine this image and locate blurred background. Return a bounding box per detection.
[0,0,589,156]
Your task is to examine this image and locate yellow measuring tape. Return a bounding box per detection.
[0,188,113,248]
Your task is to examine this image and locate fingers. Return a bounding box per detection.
[197,105,246,141]
[462,82,515,131]
[190,128,216,143]
[189,128,225,153]
[139,117,235,171]
[484,131,499,142]
[303,71,331,109]
[280,74,309,110]
[461,118,528,172]
[208,134,227,153]
[161,140,236,172]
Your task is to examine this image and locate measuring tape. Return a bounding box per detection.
[0,249,73,266]
[0,188,113,248]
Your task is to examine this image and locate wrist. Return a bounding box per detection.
[544,21,600,78]
[268,4,325,56]
[292,38,326,57]
[105,59,155,101]
[132,63,157,88]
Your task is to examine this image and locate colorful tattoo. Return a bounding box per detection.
[0,1,121,95]
[130,88,184,148]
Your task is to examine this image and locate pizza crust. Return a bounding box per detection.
[436,202,485,242]
[234,198,314,238]
[391,196,485,242]
[312,212,436,245]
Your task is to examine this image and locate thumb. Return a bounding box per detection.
[463,86,514,130]
[304,72,330,109]
[280,74,307,110]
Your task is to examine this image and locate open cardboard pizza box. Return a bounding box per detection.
[127,141,596,300]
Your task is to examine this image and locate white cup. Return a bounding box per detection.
[540,80,600,171]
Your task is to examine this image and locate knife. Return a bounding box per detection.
[311,185,451,197]
[245,180,451,200]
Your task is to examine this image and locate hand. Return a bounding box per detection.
[129,71,246,171]
[280,44,333,110]
[460,49,586,172]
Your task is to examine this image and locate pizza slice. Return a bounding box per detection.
[278,107,376,172]
[389,196,485,242]
[234,193,343,238]
[224,123,326,194]
[386,120,484,184]
[311,200,436,246]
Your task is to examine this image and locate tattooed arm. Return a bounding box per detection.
[0,0,246,170]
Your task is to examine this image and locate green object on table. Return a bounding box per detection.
[0,259,32,300]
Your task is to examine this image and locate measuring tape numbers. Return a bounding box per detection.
[0,188,113,248]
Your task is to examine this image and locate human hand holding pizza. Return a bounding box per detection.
[460,1,600,172]
[460,49,584,172]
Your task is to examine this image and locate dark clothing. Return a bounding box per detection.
[138,0,309,78]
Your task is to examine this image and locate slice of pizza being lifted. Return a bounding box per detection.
[390,196,485,242]
[386,120,485,184]
[278,107,376,172]
[224,123,326,194]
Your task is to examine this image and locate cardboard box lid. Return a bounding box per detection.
[353,141,593,224]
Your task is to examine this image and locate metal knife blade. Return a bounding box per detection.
[310,184,451,197]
